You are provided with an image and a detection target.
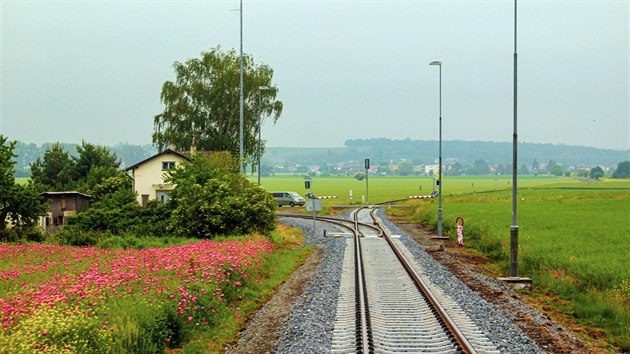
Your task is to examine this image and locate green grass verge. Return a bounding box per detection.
[399,180,630,350]
[180,225,313,353]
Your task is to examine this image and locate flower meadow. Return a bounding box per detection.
[0,237,274,353]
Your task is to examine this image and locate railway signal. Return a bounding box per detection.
[365,158,370,204]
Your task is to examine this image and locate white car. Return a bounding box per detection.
[272,191,306,207]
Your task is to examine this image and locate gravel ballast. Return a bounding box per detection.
[271,210,544,353]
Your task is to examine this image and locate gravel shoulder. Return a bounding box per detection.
[228,246,324,354]
[229,209,603,353]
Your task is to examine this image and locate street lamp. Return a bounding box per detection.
[257,86,270,186]
[510,0,520,278]
[239,0,244,174]
[429,60,443,238]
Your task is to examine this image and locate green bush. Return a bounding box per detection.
[63,198,172,242]
[0,229,18,243]
[0,227,45,243]
[167,152,277,238]
[14,226,45,242]
[54,227,110,246]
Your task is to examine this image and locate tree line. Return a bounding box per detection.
[343,138,629,168]
[1,134,277,244]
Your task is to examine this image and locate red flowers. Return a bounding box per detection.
[0,237,273,332]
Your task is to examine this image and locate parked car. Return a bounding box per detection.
[272,191,305,207]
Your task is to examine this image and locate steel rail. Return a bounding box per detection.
[368,207,477,354]
[352,207,373,353]
[277,213,382,235]
[278,212,371,352]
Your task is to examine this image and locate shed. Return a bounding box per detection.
[40,191,92,229]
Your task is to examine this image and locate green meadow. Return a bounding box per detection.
[254,174,559,205]
[259,174,630,350]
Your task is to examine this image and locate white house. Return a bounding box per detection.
[125,148,190,205]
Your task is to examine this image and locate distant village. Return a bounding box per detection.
[264,158,610,178]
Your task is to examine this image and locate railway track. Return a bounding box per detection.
[281,207,499,353]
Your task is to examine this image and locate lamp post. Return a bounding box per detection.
[257,86,270,186]
[239,0,244,174]
[510,0,519,278]
[429,61,443,238]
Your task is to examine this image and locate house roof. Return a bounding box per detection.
[40,191,92,199]
[124,148,190,171]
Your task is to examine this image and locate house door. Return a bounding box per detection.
[156,190,170,203]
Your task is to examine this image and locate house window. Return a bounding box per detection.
[162,161,176,171]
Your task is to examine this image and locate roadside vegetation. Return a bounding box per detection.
[397,179,630,350]
[0,225,311,353]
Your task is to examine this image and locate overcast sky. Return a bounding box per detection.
[1,0,628,151]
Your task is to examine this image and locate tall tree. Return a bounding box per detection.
[468,159,490,175]
[30,142,76,191]
[153,46,283,167]
[74,141,121,181]
[612,161,630,179]
[590,166,604,180]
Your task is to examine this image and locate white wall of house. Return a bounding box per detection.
[424,164,439,175]
[129,152,187,205]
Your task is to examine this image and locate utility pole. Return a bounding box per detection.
[239,0,244,174]
[510,0,519,278]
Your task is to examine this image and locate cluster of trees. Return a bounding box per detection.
[344,138,628,168]
[3,135,278,245]
[0,135,47,239]
[12,142,156,177]
[29,141,124,193]
[59,152,276,245]
[1,136,136,242]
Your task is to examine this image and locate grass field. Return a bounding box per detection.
[416,184,630,349]
[14,177,29,185]
[252,174,560,205]
[259,174,630,349]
